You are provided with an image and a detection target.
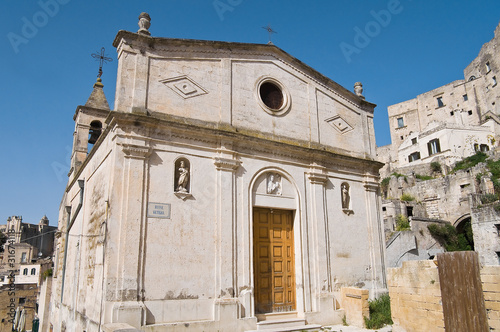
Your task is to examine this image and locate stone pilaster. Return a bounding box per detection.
[306,163,331,311]
[364,179,387,297]
[111,141,151,328]
[213,141,241,314]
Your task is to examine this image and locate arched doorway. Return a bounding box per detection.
[250,169,301,317]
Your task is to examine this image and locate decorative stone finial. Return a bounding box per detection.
[138,12,151,36]
[354,82,365,99]
[93,77,104,88]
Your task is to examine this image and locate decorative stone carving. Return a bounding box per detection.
[213,157,241,172]
[354,82,364,99]
[120,143,152,159]
[308,163,328,185]
[325,115,354,134]
[341,182,353,215]
[160,75,208,99]
[266,173,282,195]
[138,12,151,36]
[175,159,190,193]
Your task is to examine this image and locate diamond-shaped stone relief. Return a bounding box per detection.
[160,75,208,99]
[325,115,354,134]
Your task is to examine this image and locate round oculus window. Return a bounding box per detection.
[260,82,284,110]
[255,78,291,116]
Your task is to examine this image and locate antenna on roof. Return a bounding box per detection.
[262,24,277,45]
[91,47,113,78]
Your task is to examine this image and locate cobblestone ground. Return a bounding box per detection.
[320,325,393,332]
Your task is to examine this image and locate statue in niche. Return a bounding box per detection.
[341,182,350,209]
[176,160,189,193]
[267,173,282,195]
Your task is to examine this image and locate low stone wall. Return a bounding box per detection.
[388,260,500,331]
[340,287,369,328]
[481,266,500,330]
[387,260,445,332]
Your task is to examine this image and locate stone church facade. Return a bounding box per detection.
[49,14,386,332]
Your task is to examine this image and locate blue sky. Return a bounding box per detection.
[1,1,499,226]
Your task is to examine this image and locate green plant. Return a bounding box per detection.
[476,172,484,182]
[452,151,488,173]
[430,161,442,173]
[342,315,348,326]
[395,214,410,231]
[42,268,53,280]
[415,174,434,181]
[400,193,415,202]
[364,294,393,329]
[480,193,499,204]
[427,223,473,252]
[494,203,500,213]
[391,172,408,182]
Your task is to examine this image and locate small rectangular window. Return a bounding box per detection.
[463,94,468,101]
[411,138,417,145]
[408,152,421,162]
[397,117,404,128]
[400,136,404,140]
[493,76,497,87]
[486,61,491,73]
[437,97,444,108]
[406,206,413,217]
[20,252,26,263]
[480,144,490,152]
[474,143,479,152]
[468,110,473,115]
[497,252,500,264]
[494,224,500,236]
[18,298,26,305]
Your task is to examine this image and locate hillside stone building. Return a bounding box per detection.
[378,22,500,176]
[49,14,387,331]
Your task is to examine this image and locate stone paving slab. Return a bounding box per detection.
[322,324,393,332]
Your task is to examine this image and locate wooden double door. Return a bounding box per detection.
[253,208,296,314]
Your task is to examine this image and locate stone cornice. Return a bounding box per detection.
[106,111,383,173]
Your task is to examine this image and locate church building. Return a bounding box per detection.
[49,13,387,332]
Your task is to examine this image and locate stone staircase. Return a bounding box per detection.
[245,312,322,332]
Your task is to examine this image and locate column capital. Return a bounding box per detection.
[213,157,241,172]
[120,143,152,159]
[307,163,328,185]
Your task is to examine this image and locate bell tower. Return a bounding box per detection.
[69,78,110,178]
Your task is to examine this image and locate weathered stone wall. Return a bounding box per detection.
[388,260,445,332]
[471,204,500,266]
[340,287,369,328]
[481,265,500,330]
[388,260,500,331]
[383,168,477,224]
